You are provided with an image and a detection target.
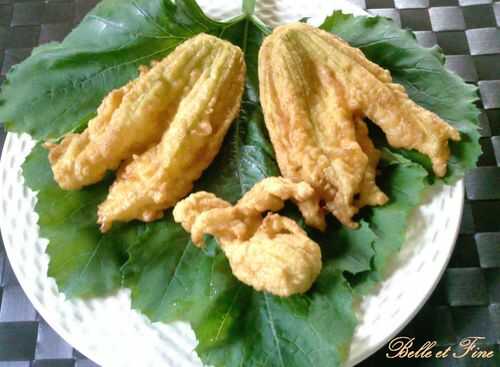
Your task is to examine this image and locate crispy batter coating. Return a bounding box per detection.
[224,214,322,296]
[236,176,325,230]
[354,118,388,208]
[259,23,459,227]
[173,177,322,296]
[46,34,239,190]
[97,35,245,231]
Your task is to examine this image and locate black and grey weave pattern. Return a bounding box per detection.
[0,0,499,366]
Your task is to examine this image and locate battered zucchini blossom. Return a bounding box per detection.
[45,34,245,231]
[259,23,460,228]
[97,34,245,231]
[173,177,323,297]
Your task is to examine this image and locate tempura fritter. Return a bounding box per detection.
[173,177,322,296]
[47,34,240,190]
[259,23,459,227]
[97,35,245,231]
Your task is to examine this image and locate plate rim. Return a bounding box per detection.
[0,0,466,365]
[348,182,463,365]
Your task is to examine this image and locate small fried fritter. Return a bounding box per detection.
[97,35,245,231]
[173,177,322,296]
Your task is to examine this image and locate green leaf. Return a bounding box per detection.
[320,221,376,275]
[122,216,230,324]
[372,151,428,270]
[0,0,231,139]
[197,267,356,367]
[350,151,429,293]
[22,145,130,297]
[320,12,481,182]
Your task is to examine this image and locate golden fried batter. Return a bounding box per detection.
[236,176,325,230]
[47,34,239,190]
[223,214,322,297]
[259,23,459,227]
[97,36,245,231]
[354,118,388,208]
[173,177,322,296]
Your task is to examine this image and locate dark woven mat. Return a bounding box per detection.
[0,0,499,366]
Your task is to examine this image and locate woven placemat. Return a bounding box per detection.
[0,0,499,366]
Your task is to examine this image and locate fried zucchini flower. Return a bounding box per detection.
[97,34,245,231]
[259,23,460,228]
[46,33,244,192]
[173,177,323,296]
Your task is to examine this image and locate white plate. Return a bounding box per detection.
[0,1,463,366]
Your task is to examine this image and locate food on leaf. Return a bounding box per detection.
[3,0,480,363]
[173,177,322,296]
[94,35,245,232]
[259,22,459,227]
[46,34,244,191]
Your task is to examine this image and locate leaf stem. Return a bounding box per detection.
[242,0,256,16]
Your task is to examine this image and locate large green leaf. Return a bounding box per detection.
[320,12,481,182]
